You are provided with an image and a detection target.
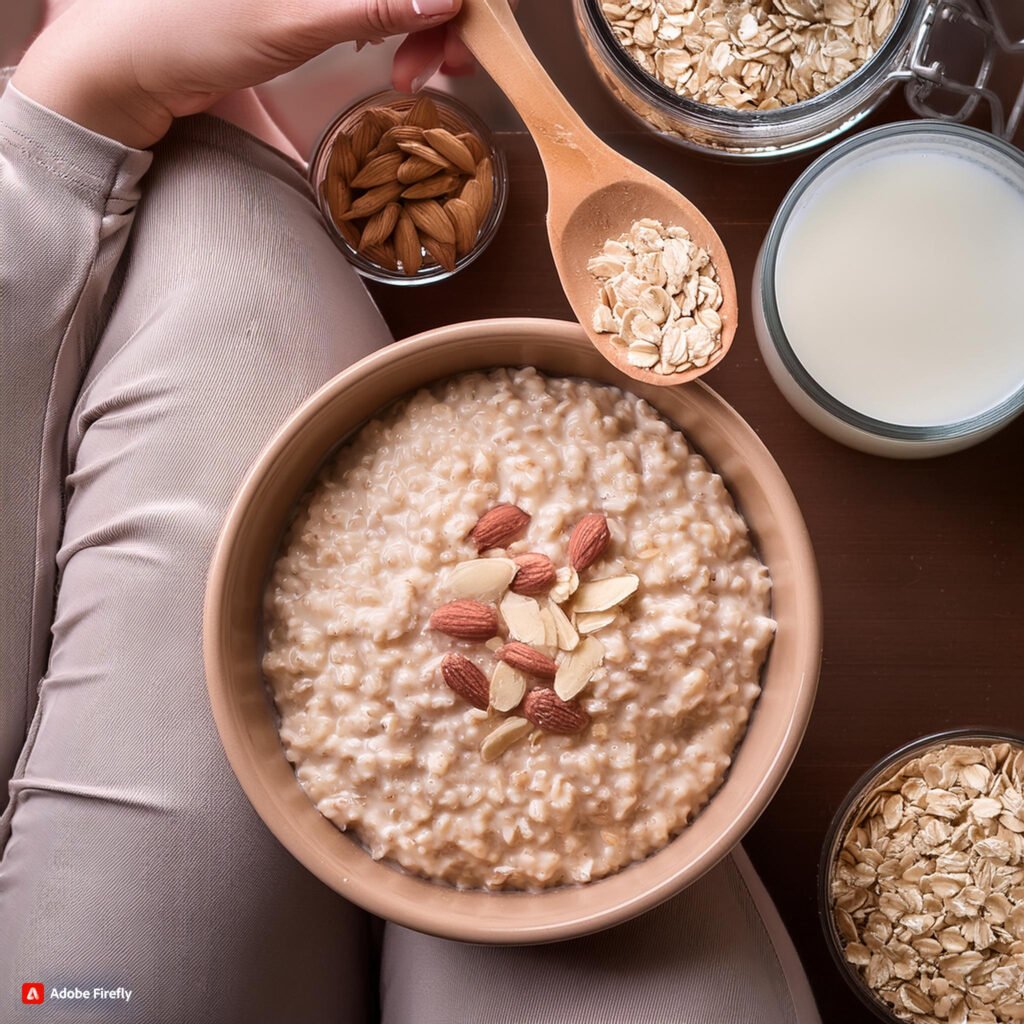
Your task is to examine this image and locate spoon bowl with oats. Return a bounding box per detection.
[455,0,737,386]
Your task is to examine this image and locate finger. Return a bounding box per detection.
[392,24,446,92]
[324,0,462,44]
[443,24,474,72]
[440,61,475,77]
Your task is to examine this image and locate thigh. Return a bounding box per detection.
[381,853,814,1024]
[0,115,391,1024]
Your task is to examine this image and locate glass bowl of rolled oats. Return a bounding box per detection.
[574,0,923,157]
[820,729,1024,1024]
[309,89,509,284]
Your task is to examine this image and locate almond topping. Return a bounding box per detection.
[568,513,611,571]
[469,503,530,551]
[523,688,589,734]
[440,653,490,710]
[480,717,531,761]
[572,574,639,614]
[554,636,605,701]
[446,558,517,601]
[510,552,556,595]
[429,599,499,641]
[490,661,528,712]
[575,610,617,635]
[498,591,546,646]
[547,599,580,652]
[496,642,558,679]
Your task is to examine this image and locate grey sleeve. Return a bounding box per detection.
[0,81,153,755]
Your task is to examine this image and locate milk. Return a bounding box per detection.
[774,145,1024,428]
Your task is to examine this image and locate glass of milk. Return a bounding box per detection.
[753,122,1024,458]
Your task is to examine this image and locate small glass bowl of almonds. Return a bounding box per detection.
[309,89,509,284]
[820,729,1024,1024]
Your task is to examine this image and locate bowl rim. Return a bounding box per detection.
[817,727,1024,1022]
[203,316,822,942]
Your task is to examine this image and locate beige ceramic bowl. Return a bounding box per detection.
[204,317,821,944]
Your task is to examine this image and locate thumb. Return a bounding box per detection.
[334,0,463,41]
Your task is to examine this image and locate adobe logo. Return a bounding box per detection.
[22,983,45,1005]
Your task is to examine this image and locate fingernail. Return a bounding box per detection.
[410,55,444,93]
[413,0,456,16]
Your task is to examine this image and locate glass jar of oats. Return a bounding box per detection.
[573,0,1022,158]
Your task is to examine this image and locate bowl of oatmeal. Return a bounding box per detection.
[204,317,820,942]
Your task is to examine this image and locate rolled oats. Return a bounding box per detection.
[600,0,903,111]
[830,741,1024,1023]
[589,219,723,375]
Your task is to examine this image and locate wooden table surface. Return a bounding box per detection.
[369,8,1024,1020]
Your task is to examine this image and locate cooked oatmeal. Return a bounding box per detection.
[262,369,775,890]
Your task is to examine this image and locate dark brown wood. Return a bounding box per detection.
[369,12,1024,1020]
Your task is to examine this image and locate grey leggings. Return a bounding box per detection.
[0,86,818,1023]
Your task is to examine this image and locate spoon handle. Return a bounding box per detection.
[456,0,600,174]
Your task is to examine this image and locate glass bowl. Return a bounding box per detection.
[308,88,509,285]
[819,728,1024,1022]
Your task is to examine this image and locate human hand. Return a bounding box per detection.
[13,0,485,150]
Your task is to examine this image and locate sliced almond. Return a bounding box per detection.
[480,716,530,762]
[538,607,557,650]
[547,600,580,652]
[490,661,528,712]
[549,566,580,605]
[446,558,517,601]
[554,636,605,701]
[484,636,503,652]
[499,591,546,646]
[572,574,639,614]
[575,610,617,635]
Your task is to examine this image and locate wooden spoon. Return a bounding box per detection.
[455,0,737,387]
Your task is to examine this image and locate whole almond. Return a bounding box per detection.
[359,202,401,251]
[394,213,422,276]
[352,118,383,163]
[460,177,489,223]
[406,200,456,245]
[496,642,557,679]
[366,105,404,131]
[440,653,489,710]
[457,131,487,164]
[470,503,531,551]
[475,157,495,211]
[325,174,352,221]
[404,94,442,130]
[361,239,398,271]
[328,132,358,182]
[423,128,478,174]
[429,599,499,641]
[511,553,556,595]
[341,181,405,220]
[350,151,404,189]
[444,198,479,257]
[423,236,456,272]
[384,125,426,148]
[568,513,611,571]
[523,688,590,734]
[397,140,454,169]
[402,174,462,201]
[398,155,446,185]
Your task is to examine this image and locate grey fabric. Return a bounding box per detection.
[381,855,801,1024]
[0,91,389,1022]
[0,84,816,1024]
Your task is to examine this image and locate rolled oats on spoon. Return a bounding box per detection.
[589,219,724,375]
